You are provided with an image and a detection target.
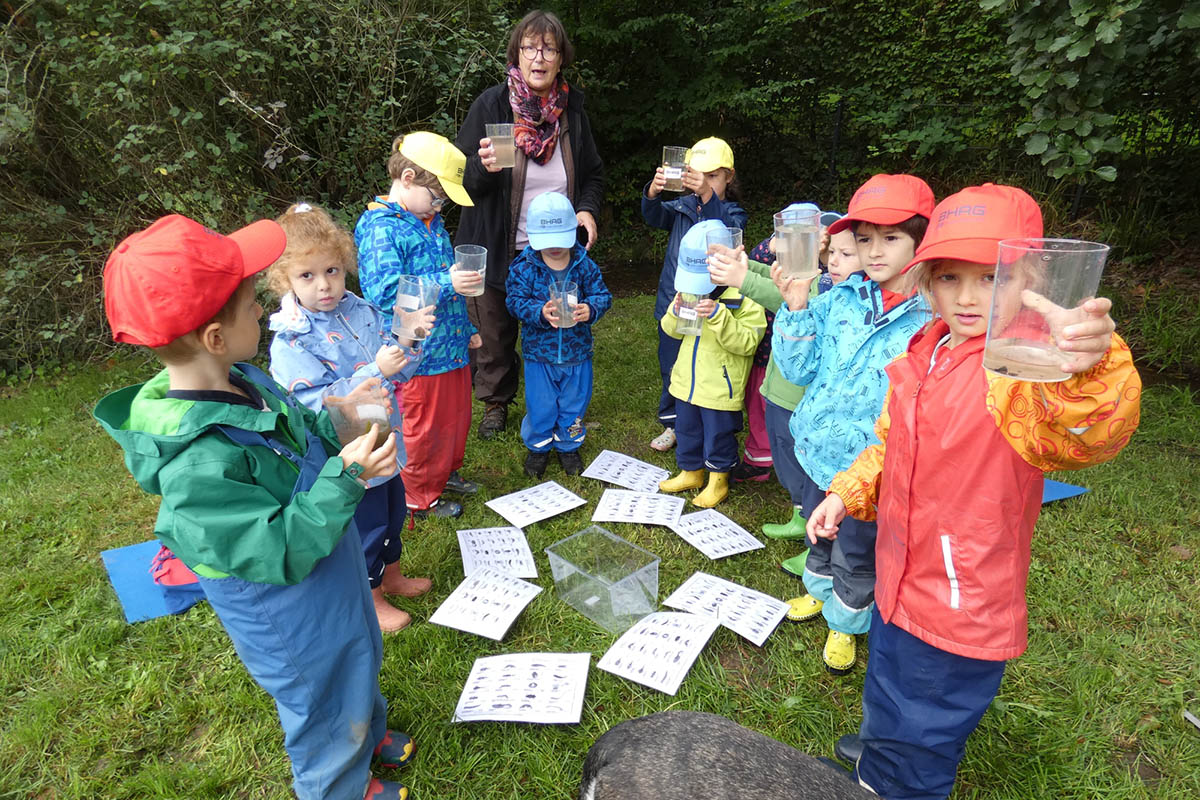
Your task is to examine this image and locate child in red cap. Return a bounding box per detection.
[808,185,1142,798]
[770,174,935,674]
[94,215,417,800]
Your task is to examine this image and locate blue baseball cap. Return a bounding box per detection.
[527,191,577,250]
[675,219,729,295]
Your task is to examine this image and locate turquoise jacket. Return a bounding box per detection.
[93,366,364,585]
[661,287,766,411]
[354,197,477,377]
[772,274,929,488]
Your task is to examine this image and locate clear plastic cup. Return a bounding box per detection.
[705,226,743,254]
[661,146,687,192]
[391,275,440,343]
[983,238,1111,382]
[550,280,579,329]
[452,244,487,297]
[675,292,704,336]
[321,375,397,450]
[486,123,515,169]
[773,208,821,281]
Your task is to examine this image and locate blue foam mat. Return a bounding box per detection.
[1042,478,1089,504]
[100,539,205,623]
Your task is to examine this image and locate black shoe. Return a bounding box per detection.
[834,734,863,765]
[410,499,463,520]
[524,450,550,478]
[730,459,772,483]
[443,470,479,495]
[815,756,853,779]
[557,450,584,476]
[478,404,507,440]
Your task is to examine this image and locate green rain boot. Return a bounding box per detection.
[780,548,809,579]
[762,506,807,540]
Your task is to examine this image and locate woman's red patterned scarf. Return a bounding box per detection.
[506,63,568,166]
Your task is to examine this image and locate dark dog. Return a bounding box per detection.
[579,711,874,800]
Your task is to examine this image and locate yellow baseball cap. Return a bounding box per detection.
[399,132,474,207]
[686,137,734,172]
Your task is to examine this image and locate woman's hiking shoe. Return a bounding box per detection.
[823,630,856,674]
[763,507,808,539]
[557,450,584,475]
[478,404,508,440]
[364,777,408,800]
[649,427,676,451]
[786,594,824,622]
[373,729,416,769]
[730,459,772,482]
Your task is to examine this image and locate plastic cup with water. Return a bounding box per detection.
[391,275,440,343]
[550,280,579,329]
[773,208,821,281]
[661,146,687,192]
[452,244,487,297]
[983,238,1111,383]
[486,123,515,168]
[321,375,397,450]
[675,292,705,336]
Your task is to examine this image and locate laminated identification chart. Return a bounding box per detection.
[597,612,719,695]
[452,652,590,724]
[457,527,538,579]
[591,489,684,528]
[485,481,587,529]
[663,572,789,647]
[429,568,542,641]
[581,450,670,494]
[669,509,765,559]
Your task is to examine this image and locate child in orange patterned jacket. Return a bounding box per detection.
[806,184,1141,800]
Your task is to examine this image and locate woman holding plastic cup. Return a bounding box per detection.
[454,9,605,441]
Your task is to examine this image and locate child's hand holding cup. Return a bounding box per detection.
[451,244,487,297]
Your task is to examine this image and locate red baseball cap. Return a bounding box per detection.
[104,214,286,347]
[903,183,1043,273]
[826,174,935,235]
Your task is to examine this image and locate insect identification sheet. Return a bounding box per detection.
[485,481,587,528]
[457,527,538,579]
[596,611,719,695]
[452,652,590,724]
[581,450,671,493]
[663,571,789,647]
[591,489,684,528]
[668,509,765,559]
[429,568,543,641]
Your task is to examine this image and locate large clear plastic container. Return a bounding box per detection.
[545,526,659,633]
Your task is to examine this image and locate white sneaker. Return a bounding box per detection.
[649,427,676,451]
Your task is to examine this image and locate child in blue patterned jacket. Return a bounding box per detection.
[268,202,431,633]
[355,132,482,520]
[506,192,612,478]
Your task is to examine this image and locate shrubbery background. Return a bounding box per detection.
[2,0,1198,376]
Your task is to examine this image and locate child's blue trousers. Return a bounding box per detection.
[657,329,682,428]
[796,466,877,634]
[856,609,1007,800]
[521,360,593,453]
[764,398,804,507]
[353,476,406,588]
[674,400,741,472]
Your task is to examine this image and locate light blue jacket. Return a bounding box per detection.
[268,290,421,474]
[354,198,477,377]
[772,274,929,488]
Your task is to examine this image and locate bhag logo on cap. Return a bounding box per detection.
[541,217,563,226]
[856,186,887,199]
[936,204,987,228]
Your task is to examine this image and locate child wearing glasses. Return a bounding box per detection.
[355,132,483,520]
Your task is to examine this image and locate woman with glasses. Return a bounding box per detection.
[454,9,605,441]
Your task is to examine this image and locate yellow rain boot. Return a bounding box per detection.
[660,469,705,493]
[692,471,729,508]
[823,629,857,674]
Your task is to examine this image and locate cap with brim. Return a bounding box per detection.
[104,215,286,348]
[399,131,474,207]
[903,183,1043,273]
[827,174,935,235]
[526,191,578,250]
[685,137,735,173]
[675,219,725,295]
[820,211,844,227]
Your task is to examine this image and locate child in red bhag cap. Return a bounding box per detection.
[770,174,934,674]
[808,185,1141,798]
[93,215,417,800]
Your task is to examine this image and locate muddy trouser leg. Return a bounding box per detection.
[466,285,520,406]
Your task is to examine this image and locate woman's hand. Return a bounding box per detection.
[647,167,667,200]
[807,493,847,544]
[771,263,811,311]
[707,245,748,289]
[576,210,598,250]
[477,137,502,173]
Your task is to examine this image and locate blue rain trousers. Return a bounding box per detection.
[354,476,406,588]
[674,400,742,473]
[521,360,593,453]
[855,608,1007,800]
[200,368,386,800]
[657,328,682,428]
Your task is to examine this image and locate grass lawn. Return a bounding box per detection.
[1,294,1197,799]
